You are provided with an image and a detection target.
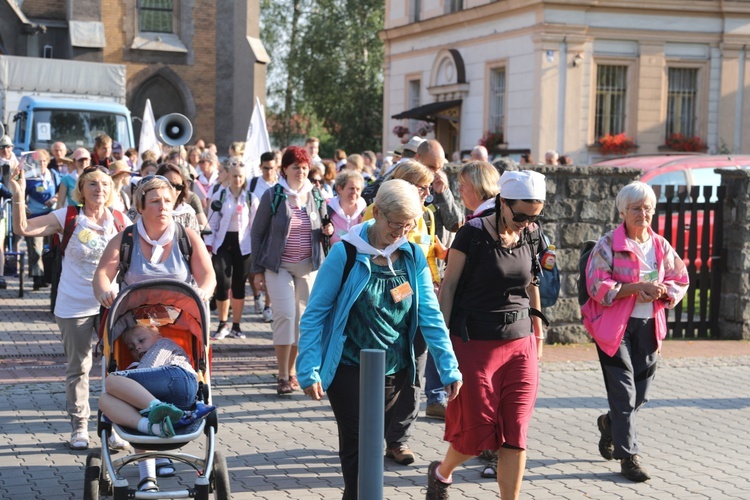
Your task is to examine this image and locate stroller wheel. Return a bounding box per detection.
[84,450,112,499]
[210,450,231,499]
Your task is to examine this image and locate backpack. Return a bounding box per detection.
[270,184,331,254]
[361,177,383,205]
[117,222,193,284]
[577,240,598,307]
[44,207,126,313]
[538,233,561,308]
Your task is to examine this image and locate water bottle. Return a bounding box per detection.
[541,245,556,271]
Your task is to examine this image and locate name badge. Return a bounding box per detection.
[309,211,318,222]
[643,270,658,282]
[390,282,414,303]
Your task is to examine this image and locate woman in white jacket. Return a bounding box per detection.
[205,161,253,339]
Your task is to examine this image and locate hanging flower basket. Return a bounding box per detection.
[598,133,635,156]
[416,121,434,137]
[392,125,410,138]
[665,133,707,152]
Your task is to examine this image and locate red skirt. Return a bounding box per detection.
[444,334,539,455]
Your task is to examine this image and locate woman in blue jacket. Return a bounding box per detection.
[297,179,462,500]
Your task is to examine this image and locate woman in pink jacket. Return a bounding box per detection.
[582,181,688,483]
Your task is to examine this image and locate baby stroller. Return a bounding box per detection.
[84,279,230,499]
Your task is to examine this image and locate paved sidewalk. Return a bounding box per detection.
[1,279,750,498]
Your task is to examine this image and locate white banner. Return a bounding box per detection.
[136,99,161,171]
[242,97,272,179]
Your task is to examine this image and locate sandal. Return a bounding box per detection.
[156,459,176,478]
[480,454,498,478]
[138,477,159,492]
[143,402,184,425]
[277,378,294,395]
[148,417,175,438]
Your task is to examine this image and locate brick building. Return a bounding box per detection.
[0,0,267,153]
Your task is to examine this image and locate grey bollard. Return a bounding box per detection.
[358,349,385,500]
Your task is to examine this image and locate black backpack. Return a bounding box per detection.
[117,223,193,284]
[538,232,560,308]
[577,240,597,307]
[361,177,383,205]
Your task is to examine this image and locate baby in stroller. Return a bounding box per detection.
[99,323,214,492]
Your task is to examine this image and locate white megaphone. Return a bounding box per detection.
[155,113,193,147]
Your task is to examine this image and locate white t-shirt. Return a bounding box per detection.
[630,237,658,319]
[52,207,131,318]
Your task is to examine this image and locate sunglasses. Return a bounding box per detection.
[82,166,101,174]
[170,182,185,191]
[310,178,322,185]
[138,174,172,187]
[507,202,543,223]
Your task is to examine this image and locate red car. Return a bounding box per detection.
[594,154,750,269]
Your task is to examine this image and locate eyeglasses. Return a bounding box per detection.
[310,178,322,185]
[414,184,431,194]
[385,218,416,231]
[1,145,12,149]
[507,203,543,223]
[170,182,185,191]
[626,205,654,215]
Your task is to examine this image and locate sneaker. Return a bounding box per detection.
[262,306,273,323]
[425,401,447,420]
[621,454,651,482]
[253,294,263,314]
[597,414,615,460]
[107,430,129,451]
[69,430,89,450]
[385,444,415,465]
[426,461,451,499]
[175,402,216,429]
[229,328,246,339]
[212,323,230,340]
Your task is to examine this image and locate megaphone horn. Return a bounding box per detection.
[155,113,193,147]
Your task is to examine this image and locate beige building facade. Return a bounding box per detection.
[381,0,750,163]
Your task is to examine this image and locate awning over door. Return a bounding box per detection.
[392,99,461,123]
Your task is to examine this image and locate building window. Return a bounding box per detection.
[666,67,699,139]
[409,0,421,22]
[594,65,628,138]
[408,79,421,135]
[489,67,506,136]
[139,0,174,33]
[446,0,464,13]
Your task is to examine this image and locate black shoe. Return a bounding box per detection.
[621,454,651,482]
[0,277,6,289]
[426,461,451,499]
[597,413,614,460]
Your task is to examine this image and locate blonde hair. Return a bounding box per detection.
[230,141,245,156]
[374,179,423,220]
[134,176,175,212]
[122,324,159,344]
[460,161,500,201]
[388,159,434,187]
[72,168,116,207]
[346,154,364,172]
[334,170,365,191]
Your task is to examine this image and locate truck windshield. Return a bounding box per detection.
[30,109,132,153]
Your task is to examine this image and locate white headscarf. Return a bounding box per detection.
[278,176,313,207]
[136,218,175,264]
[341,222,407,275]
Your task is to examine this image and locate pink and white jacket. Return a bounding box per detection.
[581,223,689,357]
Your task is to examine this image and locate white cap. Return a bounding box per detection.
[498,170,546,201]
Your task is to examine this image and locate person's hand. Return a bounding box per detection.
[98,289,117,308]
[195,287,209,302]
[432,170,448,195]
[8,166,25,196]
[638,282,663,302]
[253,272,266,293]
[322,222,334,237]
[444,380,462,401]
[303,382,325,401]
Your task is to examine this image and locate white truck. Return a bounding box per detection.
[0,55,134,157]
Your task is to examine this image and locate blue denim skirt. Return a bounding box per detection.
[115,365,197,410]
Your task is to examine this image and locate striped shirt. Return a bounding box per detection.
[281,205,312,262]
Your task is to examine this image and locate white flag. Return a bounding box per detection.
[137,99,161,171]
[243,97,272,179]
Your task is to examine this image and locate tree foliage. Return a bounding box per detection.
[260,0,384,153]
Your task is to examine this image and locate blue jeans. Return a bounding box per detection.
[424,352,447,405]
[115,365,197,410]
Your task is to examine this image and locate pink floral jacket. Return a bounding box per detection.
[581,224,689,356]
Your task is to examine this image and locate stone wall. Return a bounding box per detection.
[443,163,641,344]
[716,169,750,339]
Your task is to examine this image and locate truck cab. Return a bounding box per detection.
[11,96,134,157]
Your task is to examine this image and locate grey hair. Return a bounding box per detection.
[374,179,423,220]
[334,169,364,190]
[616,181,657,215]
